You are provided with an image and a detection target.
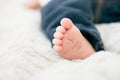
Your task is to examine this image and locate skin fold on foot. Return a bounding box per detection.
[53,18,95,60]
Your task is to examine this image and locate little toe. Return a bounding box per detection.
[60,18,73,29]
[52,39,62,45]
[53,32,64,39]
[53,45,62,52]
[56,26,66,33]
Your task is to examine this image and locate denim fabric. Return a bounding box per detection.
[92,0,120,23]
[41,0,119,52]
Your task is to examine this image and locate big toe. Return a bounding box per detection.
[60,18,73,29]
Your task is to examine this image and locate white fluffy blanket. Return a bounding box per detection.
[0,0,120,80]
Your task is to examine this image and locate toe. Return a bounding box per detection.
[60,18,73,29]
[52,39,62,45]
[53,32,64,39]
[56,26,66,33]
[53,45,62,52]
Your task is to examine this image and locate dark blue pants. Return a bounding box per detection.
[92,0,120,23]
[41,0,120,51]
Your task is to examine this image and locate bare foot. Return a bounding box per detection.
[53,18,95,60]
[24,0,41,10]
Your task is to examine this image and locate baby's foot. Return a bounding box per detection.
[53,18,95,60]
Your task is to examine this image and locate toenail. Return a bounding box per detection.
[54,32,63,38]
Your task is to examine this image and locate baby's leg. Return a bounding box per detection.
[53,18,95,59]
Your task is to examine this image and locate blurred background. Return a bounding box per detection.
[0,0,120,80]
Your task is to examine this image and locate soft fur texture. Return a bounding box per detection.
[0,0,120,80]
